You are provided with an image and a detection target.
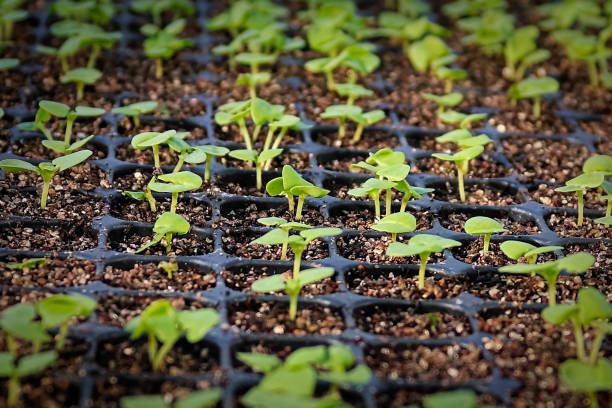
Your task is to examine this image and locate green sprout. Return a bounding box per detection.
[563,30,612,89]
[266,165,330,220]
[435,129,493,149]
[0,351,58,407]
[499,240,563,264]
[438,111,488,129]
[0,58,19,70]
[503,25,551,81]
[112,101,158,128]
[141,19,193,79]
[184,145,230,183]
[120,389,222,408]
[320,104,362,139]
[0,303,50,355]
[263,115,310,169]
[0,150,93,209]
[351,109,386,142]
[348,178,397,219]
[229,148,283,190]
[499,252,595,305]
[555,173,606,227]
[371,211,416,242]
[459,9,515,56]
[407,34,452,73]
[423,92,463,115]
[136,211,191,254]
[256,217,312,261]
[5,258,47,271]
[148,171,202,213]
[422,389,480,408]
[387,234,461,289]
[131,0,194,26]
[51,0,116,25]
[235,52,276,97]
[508,76,559,119]
[432,146,485,202]
[131,129,176,170]
[434,61,467,93]
[594,215,612,226]
[239,345,371,407]
[125,299,219,372]
[158,260,178,279]
[464,216,506,255]
[36,293,96,351]
[0,0,27,50]
[41,105,105,154]
[542,287,611,407]
[335,83,373,105]
[60,67,102,100]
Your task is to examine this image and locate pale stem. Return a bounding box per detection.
[325,70,335,90]
[153,340,175,372]
[204,159,212,183]
[338,118,346,139]
[239,119,253,151]
[457,167,466,202]
[165,232,173,254]
[533,96,541,119]
[171,192,178,213]
[41,180,51,209]
[133,115,140,128]
[606,200,611,217]
[418,253,429,289]
[152,145,160,169]
[55,321,69,351]
[588,328,605,364]
[256,162,263,190]
[289,293,298,321]
[400,196,409,213]
[147,335,157,368]
[353,123,364,142]
[87,45,100,68]
[445,79,452,93]
[391,233,397,242]
[587,60,599,88]
[577,189,584,226]
[295,195,305,220]
[76,82,85,101]
[385,188,392,216]
[287,193,295,214]
[8,376,19,407]
[293,250,303,279]
[145,187,157,212]
[372,191,381,219]
[155,58,163,80]
[173,153,186,173]
[64,116,76,145]
[483,233,491,255]
[573,322,586,361]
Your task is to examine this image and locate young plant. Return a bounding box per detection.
[36,293,96,351]
[120,389,222,408]
[229,148,283,190]
[348,178,397,219]
[60,67,102,100]
[0,150,92,209]
[125,299,219,372]
[0,303,50,355]
[387,234,461,289]
[438,111,488,129]
[508,76,559,119]
[0,351,58,407]
[499,252,595,305]
[158,261,178,279]
[136,211,191,254]
[500,240,563,264]
[184,145,230,183]
[503,25,551,81]
[266,165,330,220]
[256,217,312,260]
[320,104,362,139]
[112,101,158,128]
[131,129,176,170]
[141,19,193,79]
[555,172,606,226]
[131,0,194,26]
[559,359,612,408]
[371,211,416,241]
[0,0,27,50]
[434,62,467,93]
[407,34,452,73]
[351,109,386,142]
[147,171,202,213]
[432,146,485,202]
[423,92,463,114]
[235,52,276,97]
[41,105,105,154]
[422,389,479,408]
[335,83,373,105]
[464,216,506,255]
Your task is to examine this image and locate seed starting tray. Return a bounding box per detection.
[0,1,611,407]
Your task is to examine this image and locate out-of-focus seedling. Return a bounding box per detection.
[141,19,193,79]
[422,389,479,408]
[508,76,559,119]
[387,234,461,289]
[0,351,58,407]
[36,293,96,351]
[136,211,191,254]
[0,303,50,355]
[407,35,452,73]
[438,111,488,129]
[503,25,550,81]
[60,67,102,100]
[0,150,92,209]
[371,212,416,241]
[500,252,595,305]
[423,92,463,114]
[348,178,397,219]
[266,165,330,220]
[132,0,194,26]
[335,83,373,105]
[112,101,158,128]
[120,389,222,408]
[432,146,485,202]
[229,148,283,190]
[125,299,219,372]
[41,105,105,154]
[320,104,362,139]
[158,261,178,279]
[131,130,176,170]
[351,109,385,142]
[464,216,506,255]
[500,240,563,264]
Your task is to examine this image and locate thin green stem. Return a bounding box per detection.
[87,45,100,69]
[372,192,381,219]
[41,180,51,209]
[76,82,84,101]
[573,322,586,361]
[249,83,256,98]
[289,293,298,321]
[281,241,288,261]
[256,163,263,190]
[55,321,69,351]
[548,280,557,306]
[385,189,392,216]
[533,96,541,119]
[293,251,303,280]
[287,193,295,214]
[173,153,186,173]
[391,233,397,242]
[133,115,140,128]
[153,340,175,372]
[418,254,428,289]
[296,195,305,220]
[165,233,173,254]
[239,119,252,151]
[400,196,408,213]
[483,233,491,255]
[204,160,211,183]
[252,125,261,145]
[325,70,335,90]
[64,116,75,145]
[147,335,157,367]
[577,190,584,227]
[155,58,163,80]
[587,61,599,88]
[6,335,17,356]
[588,328,605,364]
[457,167,466,202]
[338,118,346,139]
[145,187,156,212]
[171,192,178,213]
[353,124,364,142]
[8,376,19,407]
[152,145,160,170]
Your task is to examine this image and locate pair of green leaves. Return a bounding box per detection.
[136,211,191,254]
[120,389,221,408]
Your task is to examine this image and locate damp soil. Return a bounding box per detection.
[311,129,400,150]
[529,184,605,209]
[0,257,97,288]
[3,163,108,191]
[328,206,432,231]
[0,376,80,408]
[103,262,216,292]
[0,222,98,252]
[428,181,524,205]
[107,227,214,256]
[546,213,611,239]
[412,155,511,179]
[110,195,212,225]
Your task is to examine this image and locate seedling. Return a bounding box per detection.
[256,217,312,260]
[500,241,563,264]
[395,180,434,212]
[0,303,50,355]
[407,35,452,73]
[387,234,461,289]
[432,146,485,202]
[500,252,595,305]
[438,111,488,129]
[125,300,219,372]
[459,9,515,56]
[335,83,373,105]
[0,0,27,50]
[0,351,58,407]
[559,359,612,408]
[148,171,202,213]
[141,19,193,79]
[503,25,551,81]
[184,145,230,182]
[464,216,506,255]
[434,63,467,93]
[132,0,194,26]
[371,211,416,241]
[594,215,612,226]
[136,211,191,254]
[5,258,47,270]
[36,293,96,351]
[422,389,479,408]
[555,172,606,226]
[508,76,559,119]
[435,129,493,149]
[158,261,178,279]
[236,72,272,98]
[51,0,116,25]
[320,104,362,139]
[229,148,283,190]
[235,52,276,97]
[266,165,330,220]
[42,105,105,154]
[131,129,176,170]
[120,389,222,408]
[351,109,386,142]
[239,345,370,407]
[423,92,463,114]
[112,101,158,128]
[0,58,19,69]
[348,178,397,219]
[252,227,341,282]
[60,67,102,100]
[0,150,93,209]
